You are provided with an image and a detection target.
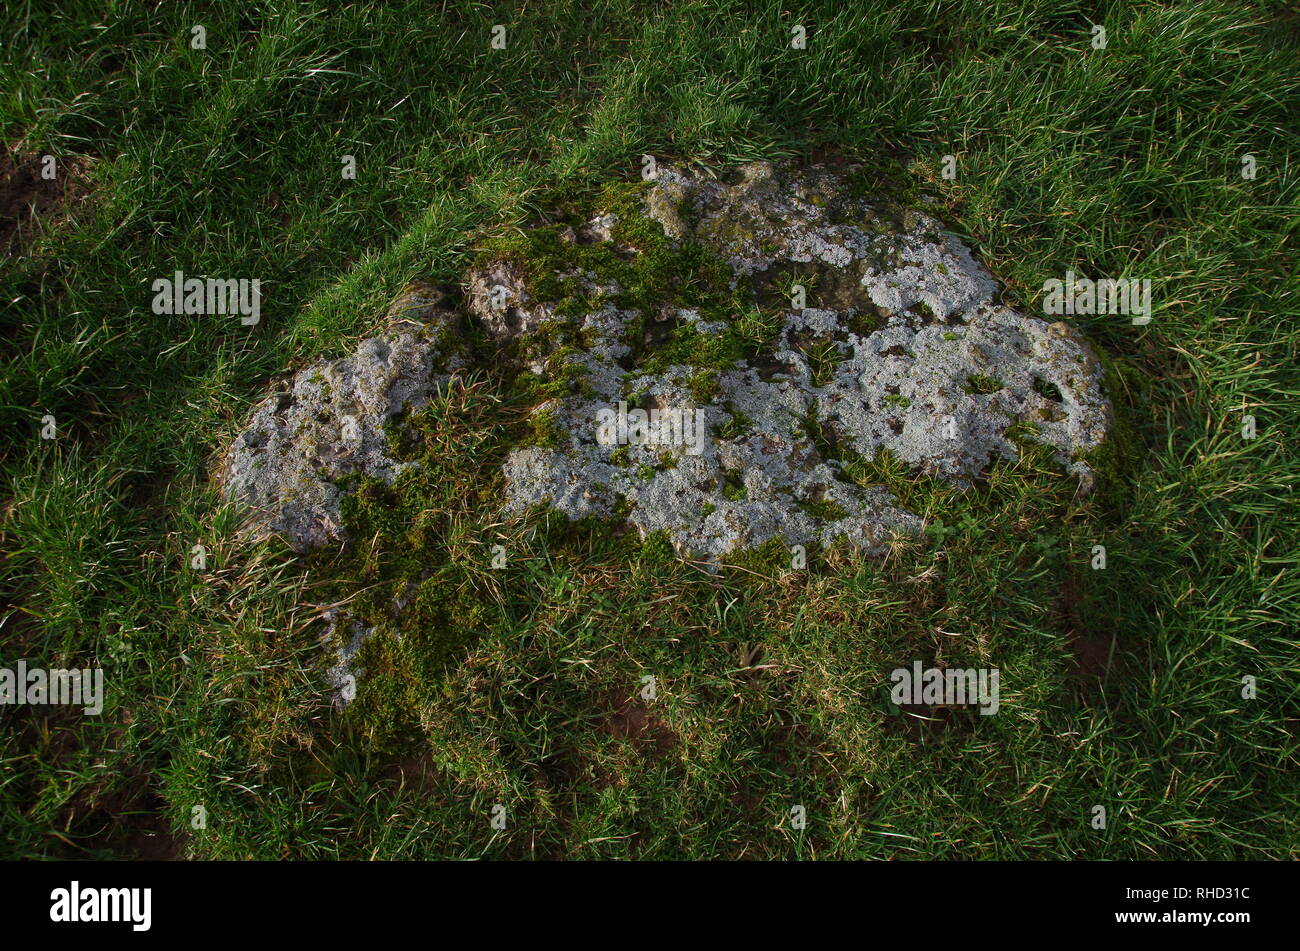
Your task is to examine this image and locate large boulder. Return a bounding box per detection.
[221,163,1111,562]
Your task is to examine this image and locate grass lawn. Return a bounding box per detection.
[1,0,1297,860]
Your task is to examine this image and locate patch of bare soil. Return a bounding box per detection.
[887,698,979,743]
[62,771,184,860]
[379,752,445,795]
[598,690,678,754]
[1057,576,1113,679]
[1,145,93,255]
[7,701,183,860]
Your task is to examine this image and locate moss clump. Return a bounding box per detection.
[318,386,699,750]
[344,563,489,748]
[635,320,745,377]
[726,535,797,575]
[800,408,840,464]
[687,366,722,404]
[638,530,677,566]
[717,407,753,441]
[478,224,616,314]
[846,161,914,205]
[798,497,850,521]
[722,470,746,501]
[965,374,1004,395]
[846,309,887,339]
[527,405,566,448]
[1033,376,1064,401]
[303,387,516,747]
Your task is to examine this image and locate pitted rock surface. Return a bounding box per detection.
[476,162,1111,558]
[219,284,461,552]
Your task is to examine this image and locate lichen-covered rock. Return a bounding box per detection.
[320,610,373,709]
[222,162,1111,566]
[219,283,462,552]
[478,162,1111,559]
[466,259,552,342]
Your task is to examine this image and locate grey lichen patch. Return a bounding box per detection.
[320,609,375,710]
[219,284,463,553]
[487,162,1111,560]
